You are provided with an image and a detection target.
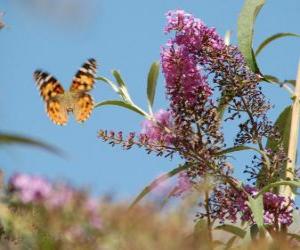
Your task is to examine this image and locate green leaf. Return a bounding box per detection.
[250,224,259,239]
[255,32,300,56]
[266,106,292,153]
[247,196,265,233]
[147,61,160,114]
[237,0,265,73]
[96,76,119,93]
[215,145,271,171]
[215,224,246,238]
[263,75,280,83]
[257,180,300,197]
[0,133,63,156]
[129,163,190,209]
[284,79,296,86]
[112,70,132,102]
[259,107,292,187]
[94,100,146,116]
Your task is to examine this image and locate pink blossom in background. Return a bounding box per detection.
[141,109,174,144]
[84,198,102,229]
[46,184,75,209]
[9,173,52,203]
[172,172,192,196]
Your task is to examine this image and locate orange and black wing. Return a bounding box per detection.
[34,70,64,101]
[74,93,94,123]
[33,70,68,125]
[70,58,97,92]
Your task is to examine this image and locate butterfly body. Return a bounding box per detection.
[34,58,97,126]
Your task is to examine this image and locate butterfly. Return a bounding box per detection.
[33,58,97,126]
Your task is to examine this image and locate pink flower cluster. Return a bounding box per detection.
[9,173,52,203]
[141,109,173,145]
[9,173,102,229]
[164,10,225,52]
[161,10,226,106]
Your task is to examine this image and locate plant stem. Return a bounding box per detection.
[280,62,300,200]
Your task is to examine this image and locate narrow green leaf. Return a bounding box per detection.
[248,196,265,232]
[284,79,296,86]
[96,76,119,93]
[237,0,265,73]
[259,107,292,188]
[147,61,160,114]
[263,75,280,83]
[255,33,300,56]
[215,145,271,170]
[215,224,246,238]
[94,100,146,116]
[0,133,63,156]
[112,70,132,103]
[266,106,292,153]
[257,180,300,197]
[129,164,189,209]
[112,70,126,88]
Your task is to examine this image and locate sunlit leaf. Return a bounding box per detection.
[238,0,265,73]
[129,163,190,209]
[95,100,146,116]
[0,133,63,156]
[255,32,300,56]
[215,224,246,238]
[147,61,160,114]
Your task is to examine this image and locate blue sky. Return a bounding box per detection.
[0,1,299,198]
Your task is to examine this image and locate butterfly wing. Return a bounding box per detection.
[34,70,64,101]
[33,70,68,125]
[73,93,94,123]
[46,99,68,125]
[70,58,97,92]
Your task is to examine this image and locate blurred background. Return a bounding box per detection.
[0,0,299,198]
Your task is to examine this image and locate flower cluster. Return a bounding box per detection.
[9,173,52,203]
[141,109,174,145]
[8,173,102,230]
[98,9,289,230]
[206,185,294,227]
